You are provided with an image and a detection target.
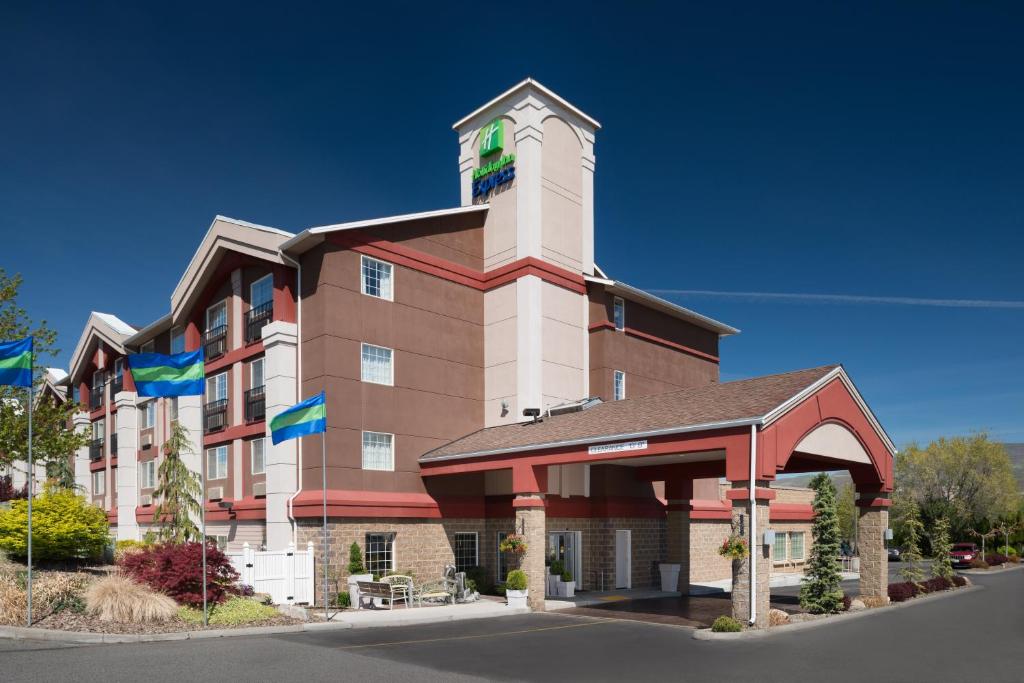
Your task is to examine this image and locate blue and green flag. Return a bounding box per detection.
[127,349,204,397]
[270,391,326,445]
[0,337,33,388]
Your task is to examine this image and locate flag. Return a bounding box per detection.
[127,349,205,397]
[270,391,326,445]
[0,337,32,388]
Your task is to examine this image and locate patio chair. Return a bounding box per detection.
[379,574,415,606]
[415,577,458,606]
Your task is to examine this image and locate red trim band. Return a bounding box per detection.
[588,321,720,363]
[725,487,777,501]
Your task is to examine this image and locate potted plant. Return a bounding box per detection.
[718,535,749,561]
[345,542,373,609]
[548,559,564,596]
[505,569,529,609]
[558,569,575,598]
[499,533,528,555]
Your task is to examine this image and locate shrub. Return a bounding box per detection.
[178,596,279,626]
[920,577,953,593]
[119,541,239,607]
[861,595,889,608]
[984,553,1010,566]
[0,550,20,578]
[842,594,852,612]
[952,576,967,587]
[0,475,28,502]
[334,591,351,608]
[347,542,365,575]
[560,570,573,583]
[549,560,565,576]
[995,545,1017,557]
[711,615,743,632]
[464,565,493,595]
[0,487,109,561]
[235,583,255,597]
[768,608,790,626]
[888,581,920,602]
[505,569,528,591]
[0,575,26,625]
[969,557,989,569]
[36,573,90,615]
[114,539,151,563]
[85,574,178,622]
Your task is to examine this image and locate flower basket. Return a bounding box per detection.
[718,535,749,560]
[499,533,528,555]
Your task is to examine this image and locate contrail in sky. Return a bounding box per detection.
[647,290,1024,309]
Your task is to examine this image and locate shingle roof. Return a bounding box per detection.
[421,366,839,461]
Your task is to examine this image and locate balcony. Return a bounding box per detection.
[109,433,118,457]
[89,438,104,461]
[89,386,104,410]
[109,374,124,399]
[204,325,228,360]
[246,301,273,344]
[245,385,266,423]
[204,398,228,433]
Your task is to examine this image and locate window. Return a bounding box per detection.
[206,300,227,333]
[365,533,395,576]
[360,343,393,386]
[170,326,185,354]
[361,255,393,301]
[92,419,105,441]
[206,372,228,402]
[251,438,266,475]
[361,431,394,471]
[140,460,156,489]
[140,401,156,429]
[496,532,510,583]
[773,533,788,563]
[613,370,626,401]
[613,296,625,330]
[92,371,105,390]
[206,446,228,480]
[454,532,479,573]
[790,532,805,561]
[92,470,105,495]
[113,357,125,380]
[250,358,265,389]
[251,274,273,308]
[169,397,178,422]
[140,340,155,354]
[210,535,229,551]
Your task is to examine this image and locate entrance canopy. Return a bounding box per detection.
[420,365,895,497]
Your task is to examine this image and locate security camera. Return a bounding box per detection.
[522,408,541,418]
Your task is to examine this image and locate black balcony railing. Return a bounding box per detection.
[89,438,104,461]
[246,301,273,343]
[89,386,104,410]
[204,398,228,433]
[109,433,118,458]
[245,385,266,423]
[109,374,124,398]
[204,325,228,359]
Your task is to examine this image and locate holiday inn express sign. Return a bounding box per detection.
[472,117,515,198]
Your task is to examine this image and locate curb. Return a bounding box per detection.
[961,563,1023,576]
[0,606,532,645]
[692,583,983,641]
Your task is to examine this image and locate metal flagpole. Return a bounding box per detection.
[26,374,33,627]
[321,432,329,621]
[201,442,208,628]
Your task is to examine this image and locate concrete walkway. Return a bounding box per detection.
[316,598,528,629]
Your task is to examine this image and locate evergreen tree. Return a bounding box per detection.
[347,541,365,575]
[930,516,955,581]
[799,473,844,614]
[898,499,926,584]
[152,422,202,543]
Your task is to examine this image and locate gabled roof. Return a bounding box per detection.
[171,216,294,322]
[68,312,137,384]
[421,365,895,462]
[452,78,602,131]
[586,275,739,337]
[280,205,489,256]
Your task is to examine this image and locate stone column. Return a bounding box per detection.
[73,411,91,492]
[512,463,547,611]
[666,477,693,594]
[176,392,204,530]
[263,321,298,550]
[857,498,890,602]
[728,481,771,628]
[114,392,140,541]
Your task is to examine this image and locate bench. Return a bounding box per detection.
[357,580,410,610]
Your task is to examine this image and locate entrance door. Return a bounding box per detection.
[615,530,632,589]
[548,531,582,587]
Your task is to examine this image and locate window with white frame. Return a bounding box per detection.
[250,357,265,389]
[789,532,805,561]
[92,419,105,442]
[365,533,395,576]
[613,370,626,401]
[92,470,105,495]
[206,446,228,480]
[206,372,228,402]
[169,397,179,422]
[251,438,266,475]
[496,532,510,583]
[251,274,273,308]
[140,460,156,489]
[140,401,156,429]
[360,343,393,386]
[454,532,479,572]
[773,531,807,563]
[170,326,185,354]
[206,300,227,333]
[361,431,394,471]
[773,533,788,563]
[360,255,393,301]
[613,296,625,330]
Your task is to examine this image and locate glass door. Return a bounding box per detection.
[548,531,581,588]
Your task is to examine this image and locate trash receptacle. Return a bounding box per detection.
[659,563,681,592]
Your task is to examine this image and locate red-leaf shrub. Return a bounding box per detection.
[118,542,239,607]
[984,553,1010,566]
[841,593,851,611]
[887,581,920,602]
[920,577,953,593]
[952,576,967,587]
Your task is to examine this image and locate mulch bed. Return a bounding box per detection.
[29,611,302,634]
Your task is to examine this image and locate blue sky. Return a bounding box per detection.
[2,2,1021,447]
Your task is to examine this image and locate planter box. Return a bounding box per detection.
[546,572,558,595]
[507,589,528,609]
[659,563,681,592]
[560,580,575,598]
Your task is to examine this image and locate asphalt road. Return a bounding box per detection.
[2,568,1021,683]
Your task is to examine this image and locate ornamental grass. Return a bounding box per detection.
[84,573,178,623]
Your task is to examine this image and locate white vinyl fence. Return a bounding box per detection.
[229,541,315,605]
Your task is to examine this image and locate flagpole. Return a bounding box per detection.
[26,373,34,628]
[321,431,329,621]
[201,442,208,628]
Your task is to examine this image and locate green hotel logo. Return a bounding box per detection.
[479,118,503,157]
